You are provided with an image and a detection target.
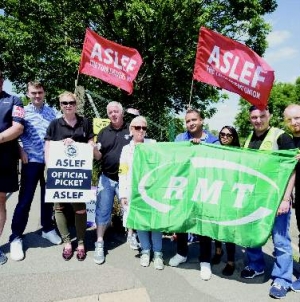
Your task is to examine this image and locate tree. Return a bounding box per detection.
[0,0,277,133]
[234,77,300,140]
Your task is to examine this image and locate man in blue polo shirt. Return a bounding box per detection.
[9,81,61,261]
[169,108,219,281]
[0,70,24,265]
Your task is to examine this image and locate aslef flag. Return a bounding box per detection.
[79,28,143,94]
[193,27,275,109]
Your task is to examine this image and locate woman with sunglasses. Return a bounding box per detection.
[119,116,164,269]
[45,91,100,261]
[211,125,240,276]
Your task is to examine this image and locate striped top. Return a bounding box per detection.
[21,103,60,163]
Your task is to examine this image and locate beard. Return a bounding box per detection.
[293,128,300,136]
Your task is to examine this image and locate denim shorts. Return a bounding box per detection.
[95,174,119,225]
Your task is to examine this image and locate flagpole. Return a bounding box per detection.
[74,70,80,93]
[188,79,194,108]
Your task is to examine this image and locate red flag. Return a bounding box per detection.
[79,28,143,94]
[193,27,274,109]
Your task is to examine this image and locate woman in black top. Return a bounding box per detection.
[45,91,100,261]
[212,126,240,276]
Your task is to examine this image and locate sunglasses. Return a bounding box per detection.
[220,132,233,138]
[60,101,76,106]
[132,126,147,131]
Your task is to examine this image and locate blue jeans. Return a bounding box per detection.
[137,230,162,253]
[10,162,54,242]
[246,210,292,288]
[95,174,119,226]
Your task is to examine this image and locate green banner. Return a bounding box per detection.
[126,142,297,247]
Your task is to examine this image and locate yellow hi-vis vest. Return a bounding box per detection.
[244,127,284,151]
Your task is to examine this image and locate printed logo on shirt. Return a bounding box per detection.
[12,105,25,118]
[119,163,129,175]
[65,144,78,158]
[261,141,272,150]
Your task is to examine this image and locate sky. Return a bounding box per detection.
[3,0,300,129]
[207,0,300,130]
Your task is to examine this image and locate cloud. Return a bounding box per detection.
[267,30,291,47]
[207,92,240,130]
[266,47,298,63]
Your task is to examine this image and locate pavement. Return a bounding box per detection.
[1,189,300,302]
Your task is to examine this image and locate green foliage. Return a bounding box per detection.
[0,0,277,122]
[20,95,29,105]
[234,77,300,140]
[233,100,252,140]
[210,129,219,137]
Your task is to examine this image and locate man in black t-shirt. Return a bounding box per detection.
[284,103,300,293]
[93,101,131,265]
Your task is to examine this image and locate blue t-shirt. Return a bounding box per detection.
[21,103,58,163]
[175,129,219,144]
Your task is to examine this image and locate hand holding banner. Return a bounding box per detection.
[79,28,143,94]
[193,27,275,109]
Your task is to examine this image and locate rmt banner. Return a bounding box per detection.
[126,142,297,247]
[45,141,93,203]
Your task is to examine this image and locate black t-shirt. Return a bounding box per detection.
[292,136,300,149]
[248,128,295,150]
[45,115,94,142]
[0,91,24,167]
[292,137,300,186]
[97,122,131,181]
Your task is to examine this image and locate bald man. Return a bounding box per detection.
[284,104,300,293]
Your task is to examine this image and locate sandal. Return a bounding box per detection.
[76,248,86,261]
[62,246,73,261]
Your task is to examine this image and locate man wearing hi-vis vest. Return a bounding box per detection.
[283,103,300,294]
[241,105,295,299]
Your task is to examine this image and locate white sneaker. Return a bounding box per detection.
[94,241,105,264]
[169,253,187,267]
[127,233,140,250]
[200,262,212,281]
[10,238,24,261]
[153,252,164,270]
[42,230,62,245]
[140,252,150,267]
